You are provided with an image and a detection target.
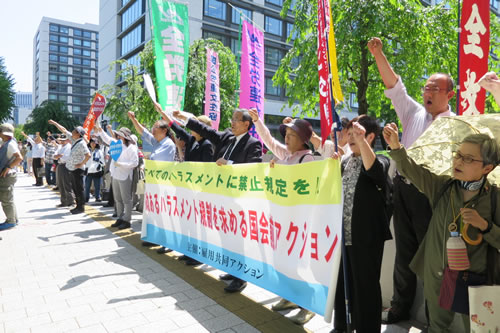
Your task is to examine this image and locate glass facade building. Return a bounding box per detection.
[33,17,99,122]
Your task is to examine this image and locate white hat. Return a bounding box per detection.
[0,123,14,137]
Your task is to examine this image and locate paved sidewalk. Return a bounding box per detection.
[0,174,413,333]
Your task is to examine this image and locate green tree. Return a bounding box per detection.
[274,0,500,123]
[0,57,15,123]
[100,38,238,131]
[23,100,78,136]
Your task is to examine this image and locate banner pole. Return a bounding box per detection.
[320,0,350,330]
[235,16,242,107]
[456,0,461,115]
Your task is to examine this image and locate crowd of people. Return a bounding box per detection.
[1,37,500,332]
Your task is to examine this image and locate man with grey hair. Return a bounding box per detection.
[174,108,262,293]
[49,120,91,214]
[0,123,23,230]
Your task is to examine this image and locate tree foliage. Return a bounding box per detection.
[274,0,500,123]
[0,57,15,123]
[100,38,238,132]
[23,100,78,136]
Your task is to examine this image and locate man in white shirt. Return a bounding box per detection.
[21,131,45,186]
[54,134,74,207]
[368,37,455,324]
[0,124,23,230]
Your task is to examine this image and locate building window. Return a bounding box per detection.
[82,78,90,85]
[492,0,499,10]
[82,59,91,66]
[121,24,143,56]
[230,38,241,55]
[49,74,58,81]
[50,34,58,42]
[265,77,281,96]
[59,46,68,54]
[73,57,82,65]
[82,69,91,76]
[49,83,57,91]
[126,53,141,68]
[82,49,91,57]
[83,31,92,38]
[203,30,227,45]
[287,23,297,41]
[83,40,91,47]
[204,0,226,20]
[73,29,82,36]
[74,39,82,46]
[231,6,251,25]
[59,36,68,43]
[122,0,131,7]
[265,47,282,66]
[49,44,58,52]
[73,48,82,55]
[49,64,58,71]
[59,75,67,82]
[350,93,359,108]
[59,65,68,73]
[266,0,283,5]
[60,26,69,34]
[265,16,283,36]
[73,105,81,112]
[49,24,59,32]
[49,54,58,61]
[49,94,57,100]
[122,0,144,31]
[58,95,67,102]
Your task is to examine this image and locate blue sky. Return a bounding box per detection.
[0,0,99,92]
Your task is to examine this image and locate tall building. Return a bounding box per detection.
[12,92,33,125]
[33,17,99,123]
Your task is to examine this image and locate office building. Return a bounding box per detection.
[33,17,99,122]
[12,92,33,125]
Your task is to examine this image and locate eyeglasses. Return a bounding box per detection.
[421,86,448,94]
[452,151,483,164]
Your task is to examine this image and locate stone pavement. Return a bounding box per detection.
[0,174,415,333]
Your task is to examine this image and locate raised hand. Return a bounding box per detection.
[128,111,136,119]
[351,122,366,144]
[383,123,401,150]
[248,108,259,122]
[282,117,293,124]
[367,37,383,56]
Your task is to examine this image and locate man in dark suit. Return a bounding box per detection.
[174,108,262,292]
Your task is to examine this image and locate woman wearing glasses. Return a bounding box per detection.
[384,124,500,333]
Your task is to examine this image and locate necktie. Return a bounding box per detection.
[223,138,236,160]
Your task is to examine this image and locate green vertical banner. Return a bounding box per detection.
[150,0,189,111]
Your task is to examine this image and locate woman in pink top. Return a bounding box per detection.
[249,109,315,166]
[248,109,316,325]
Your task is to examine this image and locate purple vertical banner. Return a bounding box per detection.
[204,48,221,130]
[239,21,265,140]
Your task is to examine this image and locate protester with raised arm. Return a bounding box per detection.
[48,120,90,214]
[174,108,262,293]
[94,124,138,229]
[368,37,455,324]
[21,131,45,186]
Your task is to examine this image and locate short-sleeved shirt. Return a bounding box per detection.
[66,139,90,171]
[141,129,175,161]
[0,138,20,174]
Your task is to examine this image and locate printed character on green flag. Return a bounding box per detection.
[149,0,189,111]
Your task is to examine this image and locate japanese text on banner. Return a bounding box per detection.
[239,21,265,141]
[141,159,343,316]
[459,0,490,115]
[150,0,189,111]
[204,48,221,130]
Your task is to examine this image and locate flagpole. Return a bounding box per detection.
[456,0,461,114]
[320,0,351,331]
[322,0,340,153]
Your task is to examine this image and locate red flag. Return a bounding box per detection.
[318,0,334,144]
[82,93,106,140]
[458,0,490,115]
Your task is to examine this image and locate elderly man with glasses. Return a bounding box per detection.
[368,37,455,325]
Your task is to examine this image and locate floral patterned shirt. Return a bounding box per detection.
[342,155,362,246]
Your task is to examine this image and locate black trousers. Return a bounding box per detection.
[32,158,44,185]
[334,243,384,333]
[71,169,85,210]
[391,175,432,314]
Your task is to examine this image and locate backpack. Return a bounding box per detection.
[341,155,394,222]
